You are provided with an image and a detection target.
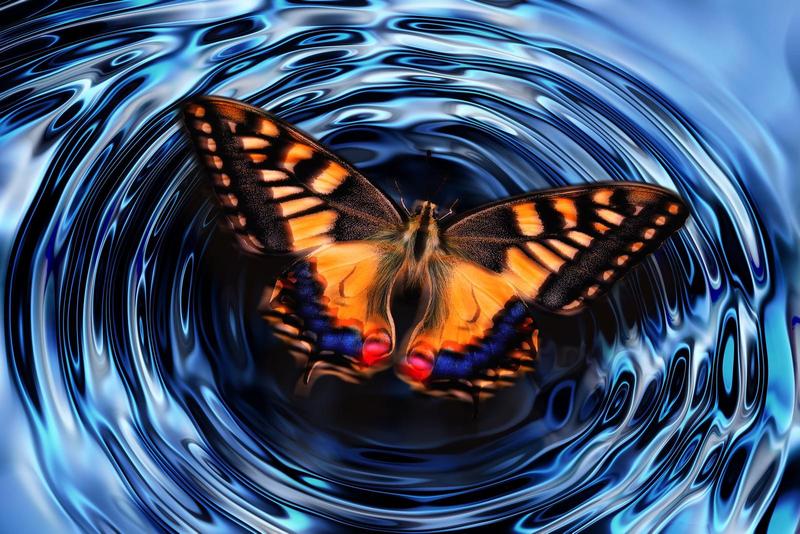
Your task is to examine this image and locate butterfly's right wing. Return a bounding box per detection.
[396,257,538,402]
[396,183,687,400]
[443,183,688,312]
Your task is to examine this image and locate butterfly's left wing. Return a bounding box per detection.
[183,95,402,254]
[396,183,688,400]
[183,96,405,380]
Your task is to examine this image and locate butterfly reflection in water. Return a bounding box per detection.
[183,96,688,405]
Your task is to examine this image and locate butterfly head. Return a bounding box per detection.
[410,200,439,218]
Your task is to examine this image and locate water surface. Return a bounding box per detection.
[1,1,799,532]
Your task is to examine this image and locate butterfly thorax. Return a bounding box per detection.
[398,200,443,277]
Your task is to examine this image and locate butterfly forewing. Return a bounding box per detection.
[183,96,402,254]
[443,183,688,312]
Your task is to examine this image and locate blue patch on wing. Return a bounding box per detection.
[430,300,532,380]
[274,260,364,357]
[319,330,362,355]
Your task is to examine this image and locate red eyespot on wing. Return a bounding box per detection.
[361,330,392,366]
[400,345,435,382]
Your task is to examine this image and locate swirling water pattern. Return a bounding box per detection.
[1,1,799,532]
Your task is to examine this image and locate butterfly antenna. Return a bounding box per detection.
[437,198,459,220]
[394,177,410,215]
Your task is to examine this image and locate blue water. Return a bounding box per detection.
[1,1,799,532]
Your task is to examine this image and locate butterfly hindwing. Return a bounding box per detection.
[262,241,401,382]
[183,96,402,254]
[397,258,538,401]
[444,183,688,312]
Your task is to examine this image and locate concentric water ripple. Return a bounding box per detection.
[1,1,798,532]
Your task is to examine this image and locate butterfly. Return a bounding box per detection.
[182,96,688,404]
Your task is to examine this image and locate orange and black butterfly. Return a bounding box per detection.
[183,96,688,403]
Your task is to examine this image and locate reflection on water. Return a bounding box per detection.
[1,1,798,532]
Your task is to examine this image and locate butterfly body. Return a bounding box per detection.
[183,96,688,402]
